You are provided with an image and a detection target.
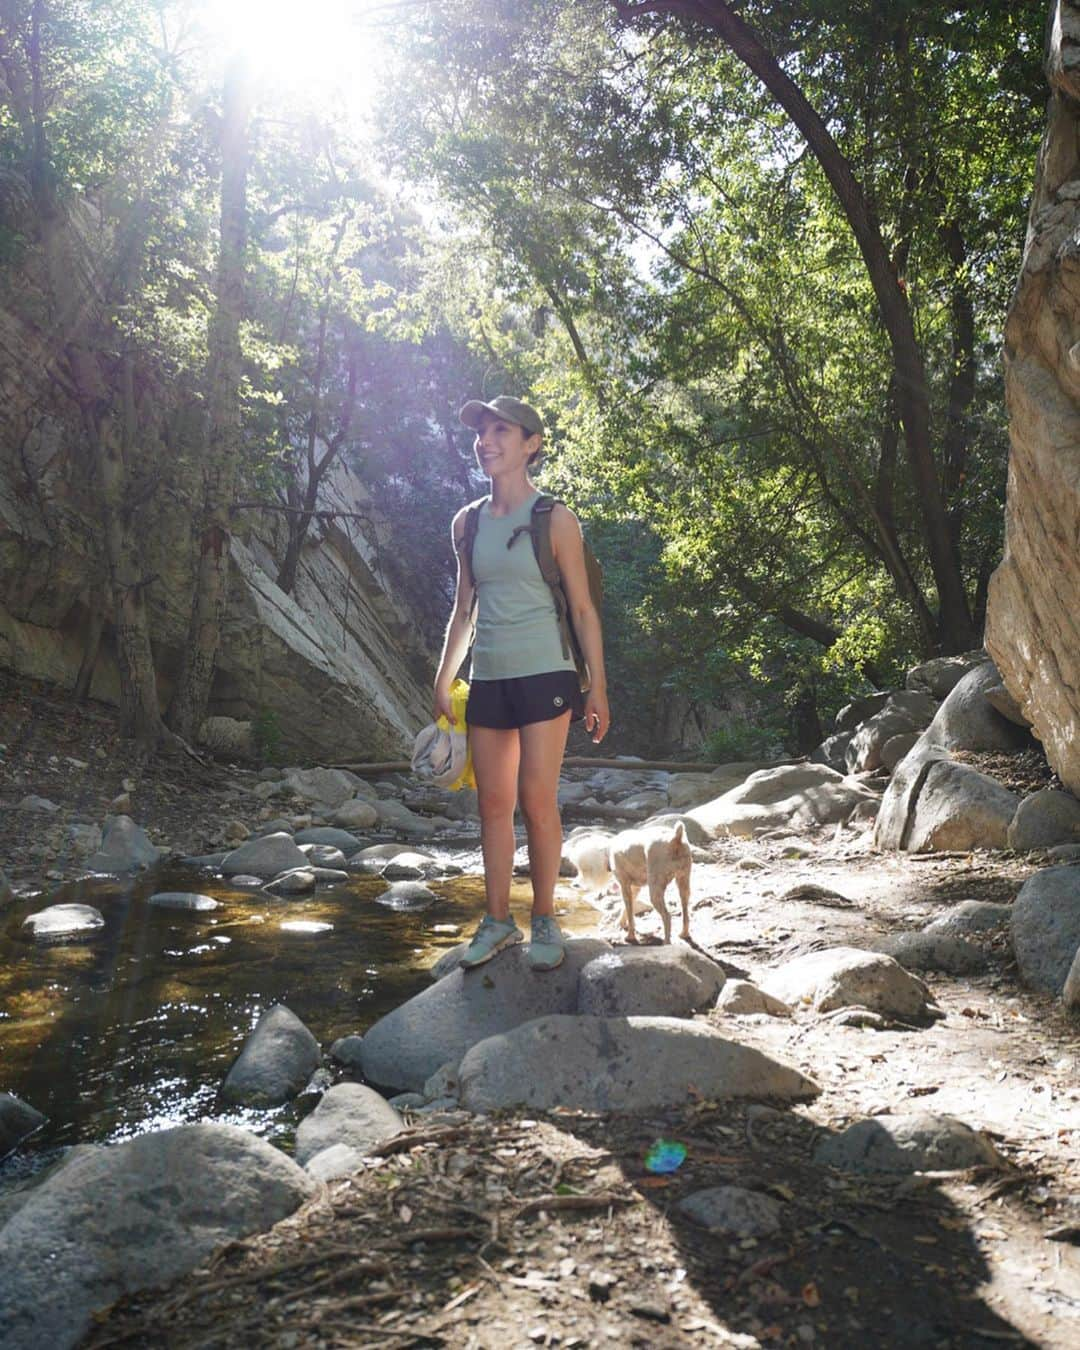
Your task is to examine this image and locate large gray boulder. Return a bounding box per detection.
[576,946,726,1017]
[1007,789,1080,851]
[457,1015,819,1112]
[294,1083,403,1167]
[0,1123,315,1350]
[1010,865,1080,996]
[0,1093,46,1159]
[844,692,939,774]
[918,660,1032,755]
[360,940,610,1091]
[281,766,371,810]
[84,815,161,873]
[219,1004,321,1106]
[688,763,879,839]
[757,947,936,1020]
[905,652,990,700]
[897,760,1020,853]
[814,1113,1003,1174]
[221,831,310,879]
[870,932,988,976]
[923,901,1014,937]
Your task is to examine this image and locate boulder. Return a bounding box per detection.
[373,798,435,836]
[667,774,725,811]
[265,868,316,896]
[375,880,438,910]
[677,1185,784,1237]
[714,980,792,1018]
[757,947,936,1020]
[359,939,610,1091]
[298,844,348,868]
[1007,789,1080,851]
[1064,945,1080,1010]
[305,1143,366,1181]
[814,1113,1003,1174]
[923,901,1014,937]
[0,1093,46,1159]
[457,1015,819,1112]
[905,652,989,700]
[293,827,364,851]
[688,763,879,839]
[875,747,1020,853]
[198,716,255,761]
[147,892,219,912]
[984,683,1031,728]
[576,946,726,1017]
[219,1004,321,1106]
[84,815,160,873]
[1010,865,1080,996]
[640,812,712,847]
[22,903,104,942]
[328,1035,365,1069]
[332,798,379,830]
[0,1123,315,1350]
[294,1083,403,1166]
[281,767,368,810]
[870,932,988,975]
[17,794,59,812]
[833,691,893,736]
[65,822,103,857]
[844,692,939,774]
[811,730,853,772]
[221,832,310,879]
[880,732,921,773]
[920,660,1032,755]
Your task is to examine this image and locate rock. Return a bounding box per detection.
[265,868,317,895]
[353,842,423,861]
[905,652,989,699]
[613,789,669,816]
[181,850,230,868]
[1048,843,1080,862]
[422,1062,460,1101]
[328,1035,365,1069]
[457,1015,819,1112]
[65,823,103,856]
[380,860,424,879]
[834,691,893,736]
[305,1143,365,1181]
[223,820,250,843]
[388,1092,426,1110]
[844,692,939,774]
[576,946,726,1017]
[1,867,15,909]
[84,814,161,873]
[199,716,256,761]
[254,817,295,836]
[294,1083,404,1166]
[871,932,988,975]
[921,660,1032,755]
[688,763,879,839]
[219,1004,322,1106]
[678,1185,784,1237]
[640,812,712,847]
[375,880,438,910]
[814,1113,1003,1174]
[298,843,348,868]
[0,1123,316,1350]
[666,774,722,810]
[281,767,368,810]
[18,794,59,812]
[1064,945,1080,1009]
[221,831,310,879]
[0,1093,46,1159]
[875,749,1020,853]
[812,730,853,771]
[148,892,219,912]
[22,903,104,942]
[292,827,364,851]
[1010,865,1080,996]
[714,980,792,1017]
[757,947,936,1020]
[109,792,132,813]
[881,732,921,773]
[373,798,436,836]
[1007,789,1080,851]
[984,683,1031,727]
[923,901,1014,937]
[359,939,611,1091]
[332,797,379,830]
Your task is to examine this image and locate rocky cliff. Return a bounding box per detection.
[985,0,1080,795]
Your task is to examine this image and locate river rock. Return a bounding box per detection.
[678,1185,784,1236]
[360,939,611,1091]
[1007,788,1080,851]
[281,767,367,809]
[293,827,364,851]
[17,794,59,812]
[219,1004,322,1106]
[757,947,936,1020]
[148,892,219,912]
[22,903,104,941]
[375,880,438,910]
[641,811,712,847]
[332,798,379,830]
[265,868,316,895]
[221,831,309,879]
[354,842,427,861]
[84,814,160,873]
[0,1093,46,1159]
[814,1113,1003,1174]
[329,1034,365,1069]
[923,901,1014,937]
[0,1123,315,1350]
[295,1083,404,1166]
[254,817,295,836]
[871,932,988,975]
[373,798,436,836]
[1010,864,1080,996]
[65,822,103,857]
[457,1015,819,1112]
[298,843,348,868]
[688,763,879,839]
[714,980,792,1017]
[576,946,726,1017]
[305,1143,366,1181]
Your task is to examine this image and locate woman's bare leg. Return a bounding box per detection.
[469,725,521,920]
[518,711,572,917]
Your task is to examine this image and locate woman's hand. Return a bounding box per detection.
[583,687,610,744]
[433,680,456,725]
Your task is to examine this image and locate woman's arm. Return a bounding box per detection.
[550,503,610,743]
[433,506,476,723]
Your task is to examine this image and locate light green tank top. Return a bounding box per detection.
[470,492,576,680]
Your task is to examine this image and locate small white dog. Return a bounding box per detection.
[608,821,693,944]
[564,828,616,898]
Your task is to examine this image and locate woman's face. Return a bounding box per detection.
[473,413,539,477]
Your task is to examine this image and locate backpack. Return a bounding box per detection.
[461,493,603,693]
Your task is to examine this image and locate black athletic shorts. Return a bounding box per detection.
[466,670,585,730]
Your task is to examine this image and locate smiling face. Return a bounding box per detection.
[474,412,542,479]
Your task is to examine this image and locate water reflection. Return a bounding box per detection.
[0,862,596,1167]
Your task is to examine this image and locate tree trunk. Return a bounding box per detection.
[168,55,250,739]
[616,0,977,651]
[72,595,105,704]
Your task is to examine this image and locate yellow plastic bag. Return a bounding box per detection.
[438,678,475,790]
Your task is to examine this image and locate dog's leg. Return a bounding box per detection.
[620,880,639,943]
[648,879,672,944]
[677,873,691,941]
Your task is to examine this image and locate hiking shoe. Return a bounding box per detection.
[527,914,565,971]
[458,915,523,968]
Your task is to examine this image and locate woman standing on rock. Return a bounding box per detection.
[433,396,610,972]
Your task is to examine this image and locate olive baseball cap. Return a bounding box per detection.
[459,395,543,437]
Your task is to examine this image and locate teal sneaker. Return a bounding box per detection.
[458,914,523,969]
[527,914,565,971]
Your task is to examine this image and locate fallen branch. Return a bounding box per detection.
[511,1190,637,1220]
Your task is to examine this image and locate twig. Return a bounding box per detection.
[512,1191,637,1220]
[365,1125,476,1157]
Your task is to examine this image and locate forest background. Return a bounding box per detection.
[0,0,1048,758]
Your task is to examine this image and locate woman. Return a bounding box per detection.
[433,395,610,971]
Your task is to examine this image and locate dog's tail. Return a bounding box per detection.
[672,821,685,844]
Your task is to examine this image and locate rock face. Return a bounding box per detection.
[984,3,1080,798]
[0,1123,315,1350]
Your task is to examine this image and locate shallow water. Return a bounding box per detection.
[0,860,595,1175]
